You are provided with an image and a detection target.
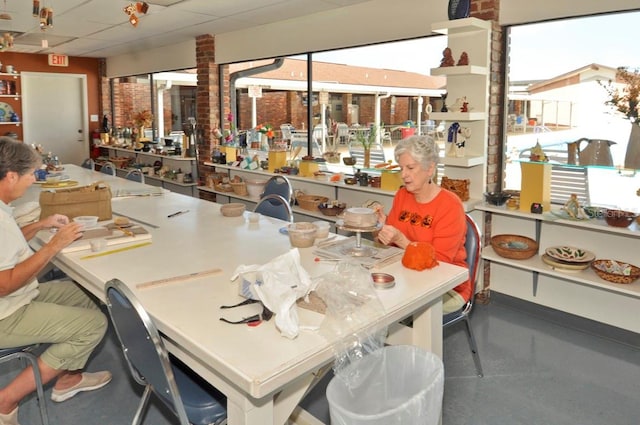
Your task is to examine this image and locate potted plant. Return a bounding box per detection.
[355,125,377,168]
[600,67,640,169]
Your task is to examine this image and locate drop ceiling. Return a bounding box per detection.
[0,0,369,58]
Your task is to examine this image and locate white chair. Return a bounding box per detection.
[280,124,293,142]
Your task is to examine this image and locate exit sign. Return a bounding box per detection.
[48,54,69,67]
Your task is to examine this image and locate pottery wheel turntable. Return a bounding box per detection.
[336,223,380,257]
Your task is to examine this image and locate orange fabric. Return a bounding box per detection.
[387,188,471,302]
[402,242,439,271]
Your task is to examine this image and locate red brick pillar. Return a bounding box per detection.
[195,34,221,198]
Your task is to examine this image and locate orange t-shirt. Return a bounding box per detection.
[386,187,470,301]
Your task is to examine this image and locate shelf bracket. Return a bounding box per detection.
[535,219,542,244]
[532,271,539,297]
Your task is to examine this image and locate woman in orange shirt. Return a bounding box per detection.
[376,135,469,313]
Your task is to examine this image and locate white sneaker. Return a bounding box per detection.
[51,371,112,402]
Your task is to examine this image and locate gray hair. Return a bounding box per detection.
[0,136,42,180]
[394,135,439,169]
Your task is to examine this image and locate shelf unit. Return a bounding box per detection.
[0,72,22,139]
[98,146,198,197]
[478,204,640,333]
[430,17,491,202]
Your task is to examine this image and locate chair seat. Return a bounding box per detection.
[172,364,227,425]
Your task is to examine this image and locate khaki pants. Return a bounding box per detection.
[442,290,466,314]
[0,280,107,371]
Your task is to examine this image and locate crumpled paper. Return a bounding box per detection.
[231,248,314,339]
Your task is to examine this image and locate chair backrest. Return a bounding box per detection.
[105,279,191,424]
[81,158,95,170]
[253,194,293,222]
[125,169,145,183]
[336,123,349,138]
[464,213,482,308]
[100,161,116,176]
[262,175,293,204]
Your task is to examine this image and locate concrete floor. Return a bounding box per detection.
[2,294,639,425]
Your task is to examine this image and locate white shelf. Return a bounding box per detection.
[430,65,488,76]
[431,17,492,35]
[0,94,20,98]
[429,111,485,121]
[483,247,640,298]
[0,121,20,125]
[441,155,486,167]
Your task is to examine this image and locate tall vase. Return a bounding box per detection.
[363,147,371,169]
[624,123,640,169]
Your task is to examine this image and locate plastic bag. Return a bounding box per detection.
[231,248,313,339]
[314,262,387,382]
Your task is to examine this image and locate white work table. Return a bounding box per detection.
[27,165,468,425]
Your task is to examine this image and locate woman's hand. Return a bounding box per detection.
[47,222,83,252]
[376,224,409,249]
[41,214,69,229]
[374,205,387,224]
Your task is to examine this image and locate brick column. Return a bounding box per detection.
[195,35,221,200]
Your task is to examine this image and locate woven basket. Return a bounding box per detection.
[591,259,640,284]
[490,234,538,260]
[296,195,329,211]
[318,202,346,216]
[230,181,248,196]
[214,182,234,193]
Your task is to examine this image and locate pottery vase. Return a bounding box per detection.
[363,147,371,168]
[624,123,640,169]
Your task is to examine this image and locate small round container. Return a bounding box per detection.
[90,238,107,252]
[313,221,330,239]
[287,222,317,248]
[604,209,637,228]
[371,272,395,289]
[73,215,99,229]
[248,212,260,223]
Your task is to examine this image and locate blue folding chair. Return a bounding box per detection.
[253,194,293,222]
[105,279,227,425]
[0,345,49,425]
[125,169,145,183]
[443,213,484,377]
[261,175,293,204]
[100,161,116,176]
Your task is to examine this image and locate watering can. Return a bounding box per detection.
[566,138,616,166]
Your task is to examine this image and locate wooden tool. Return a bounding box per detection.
[136,268,223,289]
[79,241,152,259]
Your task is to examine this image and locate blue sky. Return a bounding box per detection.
[312,10,640,82]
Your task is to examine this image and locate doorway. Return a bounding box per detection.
[21,72,88,166]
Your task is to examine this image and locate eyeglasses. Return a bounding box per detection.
[219,298,273,326]
[398,210,434,227]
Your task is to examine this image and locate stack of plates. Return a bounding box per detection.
[541,245,595,271]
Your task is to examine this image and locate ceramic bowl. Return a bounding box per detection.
[342,157,357,166]
[604,209,637,227]
[73,215,99,229]
[287,222,317,248]
[220,203,245,217]
[484,191,512,206]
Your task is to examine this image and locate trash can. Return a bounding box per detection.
[326,345,444,425]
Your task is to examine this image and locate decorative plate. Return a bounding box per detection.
[545,246,595,263]
[0,102,14,122]
[541,254,591,272]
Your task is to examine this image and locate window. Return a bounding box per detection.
[504,11,640,212]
